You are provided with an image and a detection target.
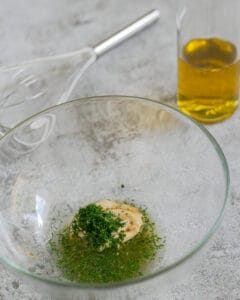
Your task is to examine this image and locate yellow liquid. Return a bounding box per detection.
[177,38,240,123]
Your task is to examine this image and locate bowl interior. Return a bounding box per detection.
[0,96,228,285]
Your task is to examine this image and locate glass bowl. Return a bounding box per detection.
[0,96,229,299]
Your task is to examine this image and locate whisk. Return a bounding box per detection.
[0,9,160,137]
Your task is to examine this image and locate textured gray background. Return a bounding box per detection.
[0,0,240,299]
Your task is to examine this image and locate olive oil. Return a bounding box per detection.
[178,38,239,123]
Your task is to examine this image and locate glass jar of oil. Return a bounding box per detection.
[177,1,240,123]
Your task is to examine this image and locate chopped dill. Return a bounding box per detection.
[49,202,164,283]
[71,204,125,250]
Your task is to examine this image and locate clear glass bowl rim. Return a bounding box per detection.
[0,95,230,290]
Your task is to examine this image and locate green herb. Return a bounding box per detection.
[50,202,164,283]
[71,204,125,250]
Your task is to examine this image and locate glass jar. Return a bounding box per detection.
[177,0,240,123]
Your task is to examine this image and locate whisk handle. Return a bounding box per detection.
[93,9,160,57]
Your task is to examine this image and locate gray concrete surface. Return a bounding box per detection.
[0,0,239,299]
